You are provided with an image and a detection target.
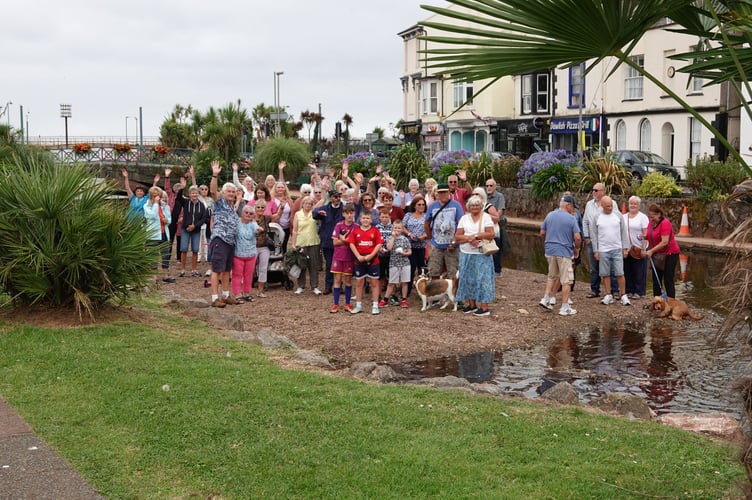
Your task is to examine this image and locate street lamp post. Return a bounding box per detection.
[274,71,284,136]
[25,112,29,143]
[60,104,72,148]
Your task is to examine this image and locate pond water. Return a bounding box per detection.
[391,230,745,416]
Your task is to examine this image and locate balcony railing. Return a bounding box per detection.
[51,146,193,165]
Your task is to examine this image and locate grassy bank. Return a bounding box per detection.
[0,308,742,498]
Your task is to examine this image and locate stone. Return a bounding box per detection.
[196,309,244,332]
[294,350,332,368]
[346,362,378,379]
[541,381,580,406]
[419,376,472,389]
[166,298,209,309]
[659,412,742,439]
[255,328,298,350]
[229,331,261,345]
[589,393,654,420]
[472,383,502,396]
[366,365,403,383]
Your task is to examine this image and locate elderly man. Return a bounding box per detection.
[539,195,581,316]
[424,183,464,279]
[208,161,240,308]
[582,182,618,298]
[314,189,344,294]
[448,171,472,213]
[485,178,506,276]
[592,195,631,306]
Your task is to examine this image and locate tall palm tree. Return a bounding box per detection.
[342,113,353,153]
[419,0,751,174]
[300,110,316,143]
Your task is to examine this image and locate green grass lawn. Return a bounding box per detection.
[0,309,743,498]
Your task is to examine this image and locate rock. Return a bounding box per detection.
[366,365,403,383]
[346,362,378,378]
[517,308,529,315]
[166,297,210,309]
[229,331,261,345]
[589,393,654,420]
[660,413,742,439]
[294,349,332,368]
[419,376,472,389]
[541,382,580,406]
[472,383,502,395]
[196,309,244,332]
[255,328,298,350]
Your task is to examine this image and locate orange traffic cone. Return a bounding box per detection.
[621,201,627,214]
[679,205,691,236]
[679,254,688,282]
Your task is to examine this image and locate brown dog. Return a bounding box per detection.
[413,270,458,312]
[648,296,704,321]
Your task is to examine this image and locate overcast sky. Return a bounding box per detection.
[2,0,439,141]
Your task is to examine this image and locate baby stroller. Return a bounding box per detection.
[284,246,310,286]
[264,222,294,290]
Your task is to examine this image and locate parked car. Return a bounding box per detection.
[614,150,680,181]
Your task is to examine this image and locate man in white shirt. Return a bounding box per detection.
[592,196,631,306]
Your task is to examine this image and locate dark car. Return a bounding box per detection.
[615,150,680,181]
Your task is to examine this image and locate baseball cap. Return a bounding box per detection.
[561,194,577,208]
[329,190,341,197]
[436,183,450,192]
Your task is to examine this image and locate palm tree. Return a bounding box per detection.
[420,0,751,174]
[300,110,316,143]
[342,113,353,153]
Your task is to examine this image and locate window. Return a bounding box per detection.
[422,81,438,115]
[521,75,532,114]
[615,120,627,150]
[536,74,549,113]
[689,117,701,163]
[625,55,644,99]
[690,75,704,93]
[569,63,585,108]
[639,119,651,151]
[452,81,474,109]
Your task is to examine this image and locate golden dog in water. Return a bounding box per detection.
[648,296,704,321]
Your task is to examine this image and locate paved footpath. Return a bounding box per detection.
[0,397,103,499]
[0,218,747,498]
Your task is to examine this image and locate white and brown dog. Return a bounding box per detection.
[413,269,459,312]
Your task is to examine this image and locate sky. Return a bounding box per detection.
[2,0,440,141]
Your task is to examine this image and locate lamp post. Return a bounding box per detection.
[60,104,72,148]
[274,71,284,136]
[25,112,29,143]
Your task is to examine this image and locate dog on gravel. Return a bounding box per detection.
[413,269,458,312]
[648,296,704,321]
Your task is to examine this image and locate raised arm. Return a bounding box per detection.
[209,161,221,201]
[277,160,286,182]
[232,162,243,190]
[188,165,197,187]
[121,169,134,199]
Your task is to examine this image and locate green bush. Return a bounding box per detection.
[685,155,749,198]
[385,143,429,190]
[574,155,632,195]
[254,137,311,181]
[0,149,157,315]
[531,162,576,200]
[635,172,682,198]
[466,152,495,187]
[495,155,524,187]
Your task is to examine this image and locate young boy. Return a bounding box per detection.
[347,211,383,315]
[330,204,356,313]
[375,207,393,305]
[380,219,412,308]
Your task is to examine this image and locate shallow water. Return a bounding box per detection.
[390,230,744,415]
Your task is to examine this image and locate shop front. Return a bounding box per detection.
[550,115,606,153]
[493,118,550,159]
[399,120,422,148]
[421,122,445,155]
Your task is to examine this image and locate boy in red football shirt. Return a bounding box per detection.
[347,211,383,314]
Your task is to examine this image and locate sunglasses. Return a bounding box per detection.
[486,184,495,187]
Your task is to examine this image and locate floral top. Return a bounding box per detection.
[235,221,259,258]
[403,212,427,248]
[210,197,239,245]
[389,235,411,268]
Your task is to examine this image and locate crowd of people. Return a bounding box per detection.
[122,159,679,317]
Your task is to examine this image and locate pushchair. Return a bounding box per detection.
[284,246,310,288]
[263,222,294,290]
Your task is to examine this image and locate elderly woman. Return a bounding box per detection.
[232,162,256,202]
[208,161,240,307]
[177,185,210,278]
[646,203,681,298]
[253,199,273,298]
[404,178,420,207]
[291,183,313,221]
[355,192,379,225]
[454,194,496,316]
[291,196,322,295]
[143,186,175,284]
[272,181,293,251]
[623,195,649,299]
[232,203,259,303]
[424,177,438,205]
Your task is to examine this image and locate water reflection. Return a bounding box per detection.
[391,351,502,384]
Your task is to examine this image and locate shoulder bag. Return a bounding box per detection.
[478,218,499,255]
[627,216,644,259]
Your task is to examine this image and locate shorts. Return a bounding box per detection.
[598,249,625,277]
[331,259,354,276]
[389,264,411,284]
[546,255,575,287]
[180,230,201,253]
[353,262,380,280]
[427,244,459,278]
[209,238,235,273]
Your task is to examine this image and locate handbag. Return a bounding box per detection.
[629,245,644,260]
[652,252,666,271]
[477,218,499,255]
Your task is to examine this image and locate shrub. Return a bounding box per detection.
[685,155,749,198]
[385,143,429,190]
[635,172,682,198]
[495,155,524,187]
[466,152,495,187]
[574,155,633,195]
[0,149,157,316]
[429,150,472,182]
[517,150,579,186]
[530,162,577,200]
[254,137,311,181]
[342,151,378,176]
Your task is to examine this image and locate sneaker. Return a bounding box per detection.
[378,299,388,308]
[294,287,304,295]
[371,305,380,315]
[257,292,268,298]
[559,306,577,316]
[223,296,240,305]
[162,277,176,284]
[312,288,323,295]
[323,288,332,295]
[350,304,362,314]
[601,294,614,305]
[539,298,553,311]
[330,304,339,313]
[463,305,477,314]
[178,271,185,277]
[550,297,557,305]
[205,269,212,277]
[242,295,254,302]
[567,298,574,306]
[400,299,408,308]
[621,294,632,306]
[210,299,226,308]
[389,295,400,307]
[344,304,354,313]
[473,308,490,317]
[203,280,211,288]
[191,271,201,278]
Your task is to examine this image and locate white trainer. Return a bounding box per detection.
[559,306,577,316]
[621,294,632,306]
[312,288,323,295]
[601,294,615,305]
[549,297,557,305]
[294,287,304,295]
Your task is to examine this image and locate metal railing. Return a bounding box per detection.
[28,136,162,147]
[50,146,193,166]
